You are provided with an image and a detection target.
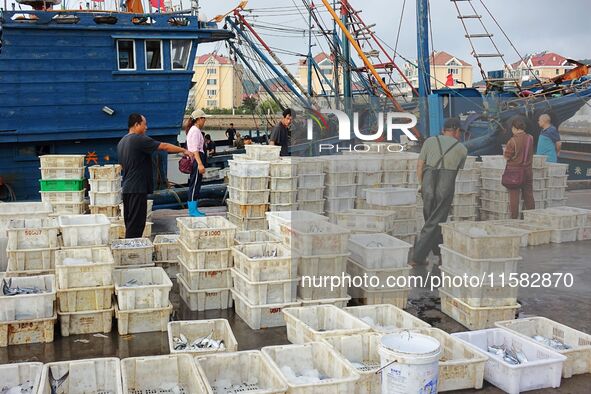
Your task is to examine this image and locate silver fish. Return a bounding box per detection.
[49,368,69,394]
[487,345,504,356]
[1,381,34,394]
[2,279,42,296]
[532,335,571,350]
[515,351,528,364]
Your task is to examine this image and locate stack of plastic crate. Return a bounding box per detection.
[227,154,271,231]
[402,152,420,189]
[346,233,412,307]
[55,214,114,337]
[354,154,383,208]
[523,207,582,244]
[153,234,180,279]
[451,157,480,221]
[546,163,569,207]
[296,157,326,214]
[439,222,523,330]
[5,218,59,277]
[88,165,123,219]
[269,158,298,212]
[324,156,357,221]
[364,187,418,245]
[39,155,86,215]
[176,216,237,312]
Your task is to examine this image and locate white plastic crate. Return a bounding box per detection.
[298,199,325,213]
[227,212,267,231]
[578,226,591,241]
[40,167,85,180]
[226,199,268,218]
[440,221,523,259]
[383,154,415,171]
[282,304,372,344]
[58,307,113,336]
[270,176,298,191]
[153,234,180,262]
[0,362,43,394]
[111,238,153,267]
[178,239,232,270]
[495,317,591,378]
[295,157,326,175]
[452,328,566,394]
[58,214,110,247]
[245,144,282,161]
[297,273,349,301]
[229,159,270,177]
[499,222,552,246]
[228,175,269,190]
[365,187,416,206]
[298,173,325,188]
[523,208,579,229]
[176,216,237,249]
[121,354,205,393]
[298,253,348,278]
[232,268,297,305]
[335,209,396,233]
[0,202,53,237]
[480,177,504,191]
[550,227,578,243]
[439,289,520,330]
[322,197,354,212]
[455,179,480,193]
[168,319,238,354]
[451,204,478,217]
[297,187,325,201]
[0,275,56,322]
[6,247,57,272]
[440,244,521,277]
[232,289,298,330]
[547,163,568,176]
[262,342,360,392]
[234,230,281,245]
[51,202,87,215]
[365,203,418,220]
[481,155,506,169]
[88,178,121,193]
[55,246,114,288]
[280,220,350,256]
[547,186,566,200]
[178,274,232,312]
[88,164,122,179]
[380,170,406,185]
[348,233,411,269]
[346,259,411,289]
[440,266,518,307]
[57,285,113,313]
[456,168,480,181]
[89,204,121,218]
[299,296,351,309]
[355,171,383,187]
[115,303,172,335]
[344,304,429,333]
[40,190,85,205]
[324,171,357,186]
[39,154,85,168]
[0,314,56,347]
[195,350,287,393]
[265,210,329,236]
[232,242,294,281]
[178,257,232,290]
[269,190,297,205]
[547,206,591,227]
[270,203,299,212]
[355,184,381,200]
[324,155,357,172]
[39,358,122,394]
[323,184,357,198]
[270,159,297,177]
[227,187,270,205]
[453,192,479,205]
[114,267,172,310]
[354,287,410,308]
[548,175,568,187]
[354,154,382,172]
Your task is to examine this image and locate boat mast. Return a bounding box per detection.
[416,0,431,136]
[340,0,352,112]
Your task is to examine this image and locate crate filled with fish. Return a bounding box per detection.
[39,358,122,394]
[176,216,237,249]
[232,242,295,282]
[0,362,42,394]
[452,328,567,394]
[153,234,180,262]
[168,319,237,354]
[0,275,56,322]
[113,267,172,311]
[177,274,233,313]
[110,238,154,268]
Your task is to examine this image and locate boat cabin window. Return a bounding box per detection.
[145,40,163,70]
[171,40,192,70]
[117,40,136,70]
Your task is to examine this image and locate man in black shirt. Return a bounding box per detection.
[118,113,193,238]
[270,108,293,156]
[204,134,216,157]
[225,123,237,147]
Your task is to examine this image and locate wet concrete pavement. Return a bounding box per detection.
[1,193,591,393]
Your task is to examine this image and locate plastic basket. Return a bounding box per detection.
[229,175,269,190]
[523,208,580,229]
[323,184,357,198]
[40,190,85,205]
[440,221,523,259]
[245,144,282,161]
[298,253,348,278]
[114,267,172,310]
[89,190,122,206]
[57,307,113,336]
[111,238,153,267]
[270,190,297,204]
[270,176,298,191]
[232,268,297,305]
[440,244,521,277]
[57,285,114,313]
[227,213,267,231]
[0,314,56,347]
[348,233,411,269]
[324,197,355,212]
[234,230,281,245]
[58,214,110,247]
[324,156,357,172]
[0,362,43,393]
[295,157,326,175]
[344,304,429,333]
[325,171,357,186]
[0,202,53,237]
[270,203,300,212]
[55,246,114,288]
[280,220,350,256]
[231,289,299,330]
[40,167,85,180]
[232,242,295,281]
[88,164,122,179]
[455,179,480,193]
[39,154,85,168]
[178,238,232,270]
[5,247,56,273]
[229,159,270,177]
[299,296,350,309]
[6,218,59,250]
[334,209,396,233]
[265,210,328,236]
[39,358,121,394]
[298,173,325,188]
[0,275,56,322]
[365,187,416,206]
[115,303,172,335]
[153,234,180,262]
[298,199,325,213]
[176,216,237,249]
[270,159,297,177]
[298,187,325,201]
[381,170,407,185]
[178,257,232,290]
[178,274,232,312]
[227,187,270,205]
[226,199,269,218]
[88,178,122,193]
[39,179,85,192]
[168,319,238,354]
[89,204,121,218]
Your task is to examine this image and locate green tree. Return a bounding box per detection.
[257,99,281,115]
[242,96,258,114]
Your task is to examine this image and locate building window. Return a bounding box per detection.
[207,100,217,107]
[207,68,217,75]
[207,79,217,85]
[447,68,459,75]
[171,40,191,70]
[321,68,332,76]
[117,40,135,70]
[207,89,217,96]
[145,40,163,70]
[556,69,561,75]
[536,70,540,76]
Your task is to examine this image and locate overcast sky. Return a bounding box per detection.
[198,0,590,78]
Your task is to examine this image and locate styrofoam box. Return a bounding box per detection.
[195,350,288,393]
[280,220,350,256]
[324,171,357,186]
[227,213,267,231]
[179,238,232,270]
[55,246,114,288]
[440,221,523,259]
[297,187,325,201]
[39,154,85,168]
[295,157,326,175]
[270,203,299,212]
[270,176,298,191]
[40,167,85,180]
[121,354,206,393]
[229,159,270,177]
[335,209,396,233]
[0,313,56,347]
[266,210,329,236]
[232,268,297,305]
[88,178,121,193]
[168,319,238,354]
[245,144,282,161]
[232,242,294,281]
[344,304,429,333]
[153,234,180,262]
[439,288,520,330]
[354,287,410,308]
[58,307,114,336]
[234,230,281,245]
[283,304,372,344]
[365,187,416,206]
[0,275,56,321]
[57,285,114,313]
[324,155,357,172]
[0,202,53,237]
[495,316,591,378]
[227,186,270,205]
[114,267,172,310]
[297,199,325,213]
[115,303,172,335]
[232,289,299,330]
[0,362,43,394]
[40,190,85,205]
[178,257,232,290]
[452,328,566,394]
[111,238,153,267]
[321,332,382,394]
[348,233,411,269]
[178,274,233,312]
[88,164,122,179]
[6,247,57,272]
[176,216,237,249]
[262,342,360,392]
[270,159,297,177]
[58,214,110,247]
[298,173,325,188]
[39,358,122,394]
[226,199,268,218]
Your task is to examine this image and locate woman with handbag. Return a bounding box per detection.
[184,110,208,217]
[503,116,535,219]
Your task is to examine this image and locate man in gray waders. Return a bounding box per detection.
[412,118,468,266]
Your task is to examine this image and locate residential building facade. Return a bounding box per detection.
[402,51,473,89]
[504,52,574,82]
[191,53,243,110]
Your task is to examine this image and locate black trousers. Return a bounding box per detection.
[123,193,147,239]
[188,152,206,202]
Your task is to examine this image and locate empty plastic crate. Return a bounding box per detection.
[115,303,172,335]
[229,175,269,190]
[269,190,297,205]
[262,342,360,392]
[0,314,56,347]
[55,246,114,288]
[226,199,268,218]
[457,167,480,181]
[40,190,85,205]
[365,187,416,206]
[548,175,568,187]
[334,209,396,232]
[299,296,350,309]
[232,268,297,305]
[344,304,429,333]
[58,307,114,336]
[354,287,410,308]
[178,274,232,312]
[40,167,85,180]
[452,328,566,394]
[88,178,122,193]
[495,316,591,378]
[195,350,287,393]
[440,221,523,259]
[227,187,270,205]
[89,204,121,218]
[234,230,280,245]
[266,210,329,236]
[0,275,56,322]
[523,208,580,229]
[40,155,84,168]
[229,159,270,177]
[88,164,122,179]
[0,362,43,393]
[323,184,357,198]
[347,233,410,269]
[283,304,372,344]
[298,173,325,188]
[324,155,357,172]
[380,170,406,185]
[58,214,110,247]
[346,259,411,289]
[547,163,568,176]
[178,257,232,290]
[295,157,326,175]
[481,155,506,168]
[324,171,357,185]
[547,186,566,200]
[355,172,383,187]
[298,253,348,278]
[153,234,180,262]
[111,238,153,267]
[179,239,232,270]
[39,358,122,394]
[57,285,113,313]
[271,176,298,191]
[245,144,282,161]
[298,199,325,213]
[232,289,299,330]
[297,187,325,201]
[493,222,553,246]
[52,202,87,215]
[113,267,172,310]
[176,216,237,249]
[227,213,267,231]
[280,220,350,256]
[297,273,349,301]
[39,179,85,192]
[270,159,297,177]
[6,246,57,273]
[455,179,480,193]
[232,242,294,281]
[270,203,299,212]
[0,202,53,237]
[168,319,238,354]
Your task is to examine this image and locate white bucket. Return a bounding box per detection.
[378,331,441,394]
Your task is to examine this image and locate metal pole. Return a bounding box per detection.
[307,1,313,97]
[416,0,431,136]
[332,0,340,109]
[340,0,352,112]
